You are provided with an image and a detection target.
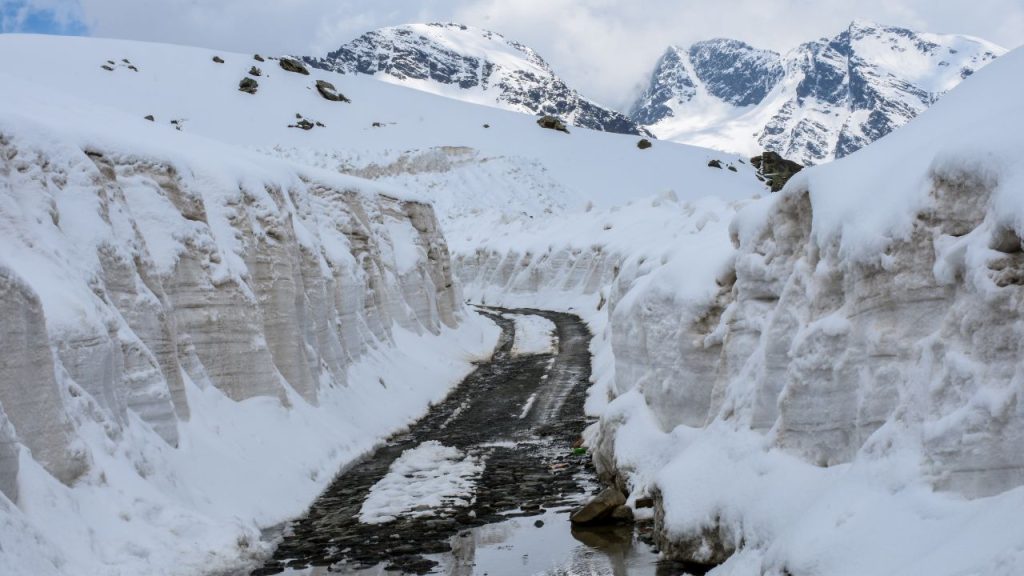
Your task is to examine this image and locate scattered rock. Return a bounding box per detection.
[144,115,155,122]
[750,151,804,192]
[315,79,350,102]
[128,65,138,72]
[238,77,259,94]
[212,56,225,64]
[254,54,265,62]
[637,138,653,150]
[106,60,115,65]
[101,65,114,71]
[534,520,544,528]
[372,122,383,128]
[728,165,738,172]
[483,123,490,128]
[537,115,569,133]
[121,58,130,64]
[708,159,723,169]
[570,487,627,525]
[249,66,262,77]
[279,57,310,75]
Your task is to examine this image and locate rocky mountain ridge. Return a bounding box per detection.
[630,20,1005,164]
[305,22,648,136]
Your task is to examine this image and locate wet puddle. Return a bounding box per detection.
[277,508,673,576]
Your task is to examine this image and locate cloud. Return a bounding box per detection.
[6,0,1022,110]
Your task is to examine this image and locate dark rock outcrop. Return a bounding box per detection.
[751,151,804,192]
[279,57,310,75]
[238,77,259,94]
[537,115,569,133]
[315,79,350,102]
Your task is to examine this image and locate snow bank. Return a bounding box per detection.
[0,40,500,576]
[456,46,1024,575]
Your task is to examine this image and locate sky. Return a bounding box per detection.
[1,0,1022,109]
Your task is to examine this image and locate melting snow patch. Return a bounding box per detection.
[506,314,557,356]
[359,441,483,524]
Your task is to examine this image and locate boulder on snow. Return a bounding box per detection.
[279,57,310,75]
[254,54,265,62]
[238,77,259,94]
[637,138,653,150]
[315,80,350,102]
[708,159,723,169]
[750,151,804,192]
[212,56,225,64]
[249,66,262,77]
[537,115,569,133]
[570,487,626,525]
[144,115,155,122]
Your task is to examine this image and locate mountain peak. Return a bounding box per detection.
[307,23,646,136]
[630,22,1006,164]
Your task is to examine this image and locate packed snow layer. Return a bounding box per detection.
[459,47,1024,574]
[0,38,502,576]
[359,441,483,524]
[506,313,557,357]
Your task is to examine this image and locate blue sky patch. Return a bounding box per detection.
[1,1,88,36]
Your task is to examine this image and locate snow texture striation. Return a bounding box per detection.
[307,22,648,136]
[0,35,500,576]
[631,20,1005,165]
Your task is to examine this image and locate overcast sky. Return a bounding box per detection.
[2,0,1022,109]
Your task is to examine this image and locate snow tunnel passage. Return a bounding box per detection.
[248,306,658,575]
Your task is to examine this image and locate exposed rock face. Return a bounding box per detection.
[750,151,803,192]
[630,21,1005,164]
[0,130,463,503]
[315,79,349,102]
[536,115,569,133]
[239,77,258,94]
[278,57,309,75]
[306,23,648,136]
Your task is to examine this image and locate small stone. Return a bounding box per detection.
[534,520,544,528]
[483,123,490,128]
[212,56,225,64]
[637,138,653,150]
[101,65,114,71]
[144,115,155,122]
[372,122,383,128]
[536,115,569,133]
[570,487,626,525]
[249,66,262,76]
[279,57,310,75]
[254,54,265,62]
[290,119,315,130]
[239,77,259,94]
[728,165,738,172]
[610,505,634,523]
[128,65,138,72]
[708,159,723,169]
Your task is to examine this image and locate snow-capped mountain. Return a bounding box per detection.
[305,22,648,136]
[631,20,1005,164]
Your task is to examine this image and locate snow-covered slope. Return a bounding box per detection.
[632,20,1005,164]
[306,22,648,136]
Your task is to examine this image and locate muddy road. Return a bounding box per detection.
[248,307,680,576]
